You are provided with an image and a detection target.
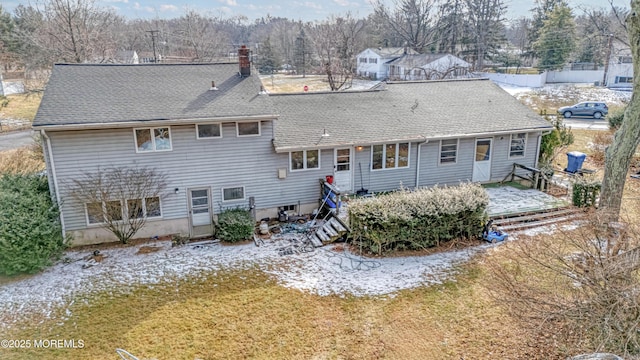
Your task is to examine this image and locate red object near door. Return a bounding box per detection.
[326,175,334,184]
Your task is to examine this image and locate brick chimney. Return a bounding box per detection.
[238,45,250,77]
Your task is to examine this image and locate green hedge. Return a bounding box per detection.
[572,178,600,208]
[349,183,489,254]
[0,173,68,275]
[216,208,254,243]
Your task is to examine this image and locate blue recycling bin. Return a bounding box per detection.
[566,151,587,173]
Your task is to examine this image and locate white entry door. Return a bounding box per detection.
[334,148,352,193]
[188,188,212,237]
[472,138,492,182]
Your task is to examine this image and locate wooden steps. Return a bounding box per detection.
[491,206,585,232]
[307,215,350,247]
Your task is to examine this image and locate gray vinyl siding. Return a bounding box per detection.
[49,121,328,232]
[417,132,541,187]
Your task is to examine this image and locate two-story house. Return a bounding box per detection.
[33,52,553,245]
[356,47,419,80]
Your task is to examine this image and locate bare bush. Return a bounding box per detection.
[589,131,614,166]
[486,213,640,356]
[68,166,167,243]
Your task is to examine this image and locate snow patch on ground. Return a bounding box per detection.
[0,235,490,331]
[497,83,632,107]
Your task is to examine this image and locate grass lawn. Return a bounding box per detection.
[0,265,561,360]
[1,93,42,122]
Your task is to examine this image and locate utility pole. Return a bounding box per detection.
[147,30,159,63]
[602,33,614,87]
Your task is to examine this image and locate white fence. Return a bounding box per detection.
[483,69,606,88]
[482,72,546,87]
[546,70,603,84]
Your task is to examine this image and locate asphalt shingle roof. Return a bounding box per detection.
[271,79,553,151]
[33,63,277,128]
[387,54,470,68]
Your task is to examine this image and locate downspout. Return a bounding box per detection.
[41,130,66,238]
[415,139,429,188]
[535,130,553,168]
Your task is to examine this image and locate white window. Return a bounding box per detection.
[359,57,367,63]
[197,123,222,139]
[222,186,245,202]
[616,76,633,84]
[372,143,409,170]
[509,133,527,158]
[290,150,320,171]
[85,197,161,225]
[369,58,378,64]
[135,127,172,152]
[237,121,261,136]
[440,139,458,164]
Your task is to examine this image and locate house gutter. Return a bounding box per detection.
[415,139,429,188]
[41,129,66,238]
[273,127,552,153]
[32,114,279,132]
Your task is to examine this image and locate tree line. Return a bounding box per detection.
[0,0,629,81]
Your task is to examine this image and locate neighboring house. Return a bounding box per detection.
[605,40,633,90]
[387,54,471,81]
[33,60,553,245]
[356,47,419,80]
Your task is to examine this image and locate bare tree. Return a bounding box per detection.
[373,0,439,53]
[69,166,168,244]
[309,14,364,91]
[488,214,640,356]
[599,0,640,222]
[463,0,507,70]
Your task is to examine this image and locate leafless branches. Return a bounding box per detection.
[486,213,640,356]
[68,166,168,243]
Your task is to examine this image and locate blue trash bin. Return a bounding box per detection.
[566,151,587,173]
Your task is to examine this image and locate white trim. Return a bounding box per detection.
[33,114,278,131]
[221,186,246,202]
[84,197,162,226]
[508,133,527,159]
[289,149,321,171]
[236,121,261,137]
[134,127,173,153]
[196,123,223,139]
[439,139,458,165]
[41,130,65,238]
[371,142,411,171]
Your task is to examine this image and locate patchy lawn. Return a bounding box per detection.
[0,93,42,132]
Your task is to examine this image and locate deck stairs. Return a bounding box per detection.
[307,214,350,247]
[491,206,586,233]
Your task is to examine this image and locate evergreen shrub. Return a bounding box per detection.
[0,173,67,275]
[216,208,254,243]
[349,183,489,254]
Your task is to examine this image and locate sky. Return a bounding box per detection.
[2,0,630,23]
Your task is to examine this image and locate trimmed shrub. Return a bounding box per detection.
[349,183,489,254]
[0,173,68,275]
[572,178,601,208]
[216,208,254,243]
